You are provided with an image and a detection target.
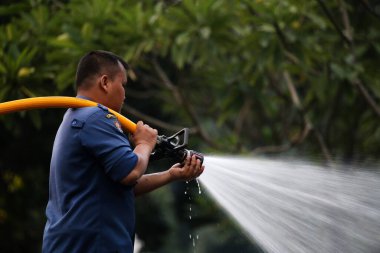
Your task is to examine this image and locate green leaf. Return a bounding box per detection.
[330,63,346,80]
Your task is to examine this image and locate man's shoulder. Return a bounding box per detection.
[69,105,123,134]
[70,105,110,123]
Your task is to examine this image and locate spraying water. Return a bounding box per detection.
[199,155,380,253]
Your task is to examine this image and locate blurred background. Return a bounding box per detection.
[0,0,380,252]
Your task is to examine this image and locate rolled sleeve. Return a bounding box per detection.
[80,111,138,182]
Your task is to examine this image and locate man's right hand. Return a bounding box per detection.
[131,121,157,152]
[121,121,157,185]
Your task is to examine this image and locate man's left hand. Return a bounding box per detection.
[169,154,205,181]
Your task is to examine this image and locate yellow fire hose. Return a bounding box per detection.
[0,96,137,133]
[0,96,205,164]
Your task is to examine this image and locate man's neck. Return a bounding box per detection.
[77,89,99,101]
[77,90,110,109]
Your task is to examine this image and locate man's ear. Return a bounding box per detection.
[99,74,109,93]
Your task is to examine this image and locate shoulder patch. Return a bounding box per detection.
[71,119,85,128]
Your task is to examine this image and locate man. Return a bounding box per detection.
[42,50,204,252]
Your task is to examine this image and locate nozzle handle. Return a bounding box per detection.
[157,128,189,150]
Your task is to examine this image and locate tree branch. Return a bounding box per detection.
[283,71,302,109]
[338,0,353,43]
[151,58,221,149]
[251,120,313,154]
[267,72,289,101]
[252,143,291,154]
[353,79,380,118]
[252,71,333,163]
[338,0,380,118]
[273,21,290,51]
[358,0,380,19]
[284,71,333,163]
[234,99,252,139]
[151,59,183,104]
[315,0,352,46]
[122,104,197,134]
[126,88,158,99]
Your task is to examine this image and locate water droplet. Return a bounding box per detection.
[196,179,202,194]
[189,234,192,239]
[196,234,199,240]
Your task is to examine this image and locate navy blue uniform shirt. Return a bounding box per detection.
[42,101,138,253]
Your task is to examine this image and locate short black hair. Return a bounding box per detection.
[75,50,129,89]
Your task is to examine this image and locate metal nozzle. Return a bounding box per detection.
[150,128,204,165]
[181,149,204,165]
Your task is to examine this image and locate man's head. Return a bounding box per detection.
[75,50,129,112]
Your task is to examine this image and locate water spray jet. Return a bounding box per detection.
[0,96,204,165]
[200,155,380,253]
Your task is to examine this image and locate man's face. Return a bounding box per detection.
[107,62,127,112]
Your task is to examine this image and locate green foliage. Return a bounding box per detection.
[1,0,380,252]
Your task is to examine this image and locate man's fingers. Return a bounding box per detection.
[191,156,197,168]
[181,155,204,180]
[191,157,202,177]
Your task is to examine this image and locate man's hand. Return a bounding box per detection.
[130,121,157,152]
[169,154,205,181]
[133,154,205,196]
[121,121,157,186]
